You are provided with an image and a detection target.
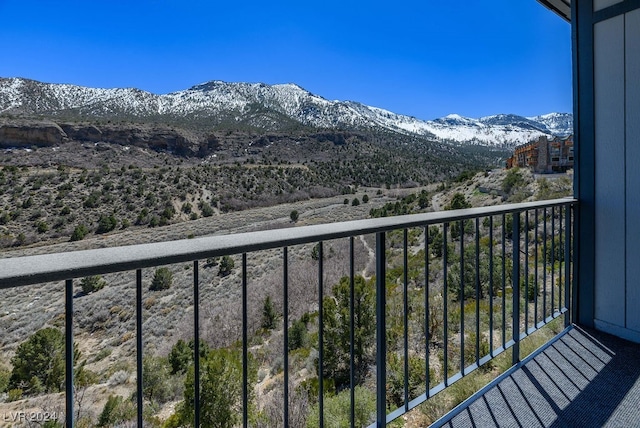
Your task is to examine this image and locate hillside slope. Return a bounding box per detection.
[1,77,572,147]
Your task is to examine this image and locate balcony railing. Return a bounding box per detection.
[0,197,576,427]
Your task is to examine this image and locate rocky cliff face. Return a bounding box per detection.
[60,123,207,156]
[0,119,219,157]
[0,119,68,147]
[59,123,102,142]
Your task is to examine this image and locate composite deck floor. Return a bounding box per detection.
[442,325,640,428]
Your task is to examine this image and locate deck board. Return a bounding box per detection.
[443,326,640,427]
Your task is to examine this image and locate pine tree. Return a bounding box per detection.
[261,296,278,330]
[322,275,375,387]
[150,267,173,291]
[218,255,234,276]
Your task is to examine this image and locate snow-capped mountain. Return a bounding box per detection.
[418,112,573,146]
[0,77,572,148]
[525,112,573,137]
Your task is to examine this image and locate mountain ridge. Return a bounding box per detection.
[0,77,572,148]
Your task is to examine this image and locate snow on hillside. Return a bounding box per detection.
[0,77,572,148]
[526,112,573,137]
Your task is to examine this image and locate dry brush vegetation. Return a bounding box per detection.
[0,160,572,426]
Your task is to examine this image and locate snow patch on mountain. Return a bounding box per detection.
[526,112,573,137]
[0,77,573,148]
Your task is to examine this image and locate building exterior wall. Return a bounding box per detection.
[625,8,640,333]
[594,0,623,11]
[594,13,626,331]
[538,137,550,172]
[506,135,573,173]
[582,0,640,342]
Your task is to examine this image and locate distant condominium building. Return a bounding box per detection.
[506,135,573,173]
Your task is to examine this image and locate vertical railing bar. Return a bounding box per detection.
[193,262,200,428]
[349,236,356,428]
[242,253,248,428]
[564,205,572,327]
[403,229,409,410]
[512,212,521,365]
[475,217,480,365]
[551,207,556,315]
[65,278,74,428]
[318,241,325,428]
[136,270,143,428]
[460,220,465,375]
[534,209,539,327]
[543,208,548,321]
[424,226,430,396]
[375,232,387,427]
[571,204,578,325]
[524,211,529,332]
[559,206,563,312]
[283,247,289,427]
[443,223,449,386]
[489,216,494,357]
[501,214,506,350]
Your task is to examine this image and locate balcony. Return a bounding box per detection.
[4,197,623,427]
[440,325,640,427]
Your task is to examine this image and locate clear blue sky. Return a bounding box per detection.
[0,0,571,120]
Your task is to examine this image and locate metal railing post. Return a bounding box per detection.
[283,247,289,427]
[565,205,572,327]
[242,253,248,428]
[424,226,430,396]
[502,215,506,350]
[318,242,324,428]
[534,209,539,326]
[489,216,494,356]
[193,262,200,428]
[571,203,579,325]
[551,207,556,315]
[524,211,529,331]
[65,279,74,428]
[543,208,548,320]
[559,208,563,312]
[376,232,387,427]
[136,269,144,428]
[459,222,465,374]
[443,224,449,385]
[512,212,521,365]
[349,236,356,427]
[403,229,409,409]
[475,217,480,365]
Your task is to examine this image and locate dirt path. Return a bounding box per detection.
[432,192,443,211]
[358,234,375,278]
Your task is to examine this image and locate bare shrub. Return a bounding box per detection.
[257,377,310,428]
[108,370,130,386]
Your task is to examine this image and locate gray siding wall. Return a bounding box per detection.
[593,9,640,341]
[625,9,640,332]
[594,0,623,11]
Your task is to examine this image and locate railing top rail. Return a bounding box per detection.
[0,198,576,289]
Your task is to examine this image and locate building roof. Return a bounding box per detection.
[537,0,571,22]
